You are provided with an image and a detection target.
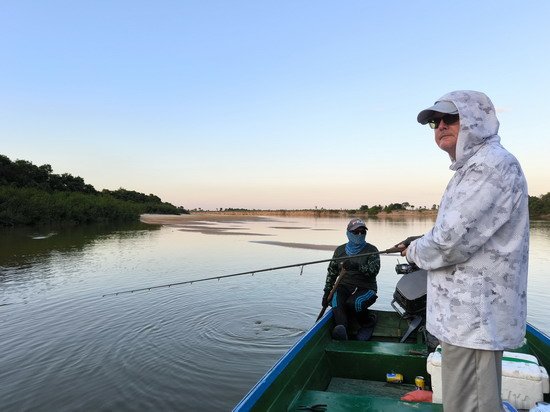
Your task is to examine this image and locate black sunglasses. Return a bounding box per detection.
[351,228,366,235]
[428,113,460,129]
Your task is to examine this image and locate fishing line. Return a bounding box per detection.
[102,246,402,297]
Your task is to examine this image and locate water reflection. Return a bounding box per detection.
[0,216,548,412]
[0,222,160,266]
[0,222,160,304]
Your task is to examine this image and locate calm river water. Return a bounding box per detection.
[1,215,549,411]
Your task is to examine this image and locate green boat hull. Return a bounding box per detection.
[234,309,550,411]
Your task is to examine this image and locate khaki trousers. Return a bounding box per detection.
[441,341,503,412]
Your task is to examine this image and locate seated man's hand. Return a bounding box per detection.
[322,291,330,307]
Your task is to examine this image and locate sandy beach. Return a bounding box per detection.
[139,212,343,249]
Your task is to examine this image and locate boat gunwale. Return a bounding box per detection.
[232,309,332,411]
[527,323,550,344]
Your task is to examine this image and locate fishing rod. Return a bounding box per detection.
[316,266,345,322]
[102,246,403,297]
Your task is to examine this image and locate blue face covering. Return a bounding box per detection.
[345,230,367,255]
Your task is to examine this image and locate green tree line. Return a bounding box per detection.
[0,154,188,226]
[359,195,550,219]
[529,193,550,219]
[357,203,436,216]
[216,197,550,220]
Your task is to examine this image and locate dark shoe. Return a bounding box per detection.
[332,325,348,341]
[356,312,377,341]
[363,312,377,329]
[356,326,374,341]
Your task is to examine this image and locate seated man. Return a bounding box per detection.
[322,218,380,340]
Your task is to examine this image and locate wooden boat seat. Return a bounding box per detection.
[292,389,444,411]
[324,341,430,385]
[326,340,427,357]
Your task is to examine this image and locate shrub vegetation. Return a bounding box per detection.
[529,193,550,219]
[0,154,188,226]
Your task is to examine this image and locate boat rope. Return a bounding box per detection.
[102,246,403,297]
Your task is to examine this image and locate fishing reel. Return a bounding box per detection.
[395,262,419,275]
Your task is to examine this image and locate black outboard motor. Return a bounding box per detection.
[392,263,427,316]
[391,263,439,351]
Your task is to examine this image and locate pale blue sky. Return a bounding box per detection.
[2,1,549,210]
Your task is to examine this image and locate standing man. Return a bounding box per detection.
[323,218,380,341]
[399,90,529,411]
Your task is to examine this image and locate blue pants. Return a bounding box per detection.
[331,283,377,328]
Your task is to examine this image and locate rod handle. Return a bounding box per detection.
[383,246,404,254]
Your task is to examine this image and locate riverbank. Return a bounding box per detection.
[140,208,550,226]
[140,209,438,226]
[209,209,439,218]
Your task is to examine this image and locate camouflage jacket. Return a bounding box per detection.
[323,243,380,293]
[408,90,529,350]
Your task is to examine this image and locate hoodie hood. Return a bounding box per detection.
[433,90,500,170]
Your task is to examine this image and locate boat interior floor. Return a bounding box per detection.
[327,377,416,397]
[291,387,444,411]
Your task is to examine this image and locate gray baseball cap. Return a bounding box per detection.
[417,100,458,124]
[347,218,367,231]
